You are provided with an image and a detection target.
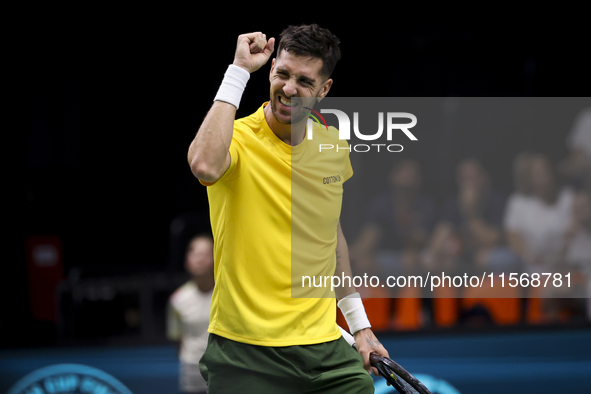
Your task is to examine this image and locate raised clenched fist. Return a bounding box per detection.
[232,32,275,74]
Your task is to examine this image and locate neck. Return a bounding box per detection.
[193,274,214,293]
[264,104,307,146]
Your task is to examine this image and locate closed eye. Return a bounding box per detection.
[299,78,315,87]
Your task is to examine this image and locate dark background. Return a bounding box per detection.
[9,7,591,348]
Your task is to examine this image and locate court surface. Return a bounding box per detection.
[1,328,590,393]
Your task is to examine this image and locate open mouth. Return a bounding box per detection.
[279,96,294,108]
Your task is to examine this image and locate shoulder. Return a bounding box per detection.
[233,104,267,137]
[505,192,529,211]
[170,281,196,306]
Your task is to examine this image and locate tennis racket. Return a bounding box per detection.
[339,326,432,394]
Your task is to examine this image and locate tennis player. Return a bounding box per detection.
[188,24,388,393]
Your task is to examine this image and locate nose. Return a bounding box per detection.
[282,78,297,97]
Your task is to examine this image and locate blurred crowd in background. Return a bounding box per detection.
[343,107,591,332]
[14,105,591,351]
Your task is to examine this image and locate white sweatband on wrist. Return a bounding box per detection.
[213,64,250,109]
[337,292,371,335]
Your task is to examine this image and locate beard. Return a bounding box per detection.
[269,95,319,125]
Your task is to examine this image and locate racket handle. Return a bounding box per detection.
[340,327,385,364]
[369,353,383,364]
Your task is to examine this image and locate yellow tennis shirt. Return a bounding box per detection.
[201,102,353,346]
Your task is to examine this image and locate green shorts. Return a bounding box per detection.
[199,334,374,394]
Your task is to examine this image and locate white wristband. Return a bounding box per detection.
[213,64,250,109]
[337,292,371,335]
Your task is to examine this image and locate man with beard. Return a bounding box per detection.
[187,24,387,393]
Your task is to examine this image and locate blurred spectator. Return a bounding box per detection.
[503,152,534,220]
[560,107,591,189]
[350,159,437,279]
[508,151,534,197]
[167,233,214,394]
[504,153,575,273]
[562,189,591,272]
[554,189,591,321]
[424,158,514,273]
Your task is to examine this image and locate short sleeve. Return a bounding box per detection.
[198,139,241,186]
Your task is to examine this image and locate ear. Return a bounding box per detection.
[269,58,276,81]
[316,78,333,102]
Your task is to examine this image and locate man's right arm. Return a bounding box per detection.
[188,32,275,183]
[188,101,236,183]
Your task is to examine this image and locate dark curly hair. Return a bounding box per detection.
[276,24,341,79]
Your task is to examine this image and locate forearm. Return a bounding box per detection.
[335,223,388,371]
